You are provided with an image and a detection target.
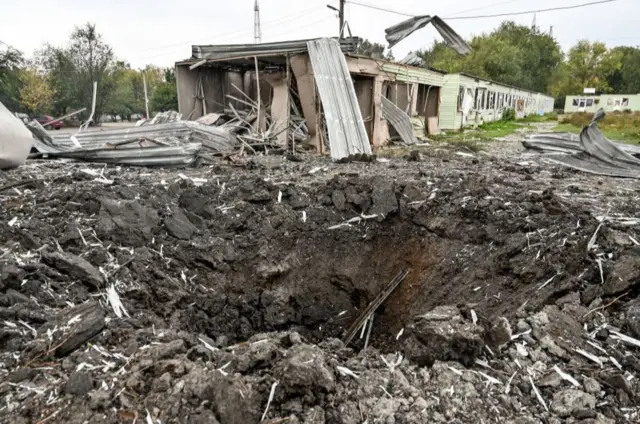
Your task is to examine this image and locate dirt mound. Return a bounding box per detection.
[1,155,639,423]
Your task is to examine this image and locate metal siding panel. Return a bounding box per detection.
[307,39,372,161]
[439,75,460,130]
[380,63,444,86]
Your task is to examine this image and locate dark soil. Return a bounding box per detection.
[1,148,639,423]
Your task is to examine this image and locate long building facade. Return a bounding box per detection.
[439,73,555,130]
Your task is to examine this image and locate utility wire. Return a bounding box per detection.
[135,4,326,53]
[347,0,617,19]
[446,0,527,17]
[447,0,618,20]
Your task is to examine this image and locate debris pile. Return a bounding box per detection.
[1,148,639,422]
[523,109,640,178]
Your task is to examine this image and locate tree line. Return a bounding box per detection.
[357,22,640,108]
[0,23,178,122]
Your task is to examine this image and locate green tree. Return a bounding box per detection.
[355,39,393,60]
[607,46,640,93]
[0,42,25,111]
[19,68,54,114]
[104,61,138,120]
[564,40,622,93]
[36,24,115,122]
[68,23,114,122]
[417,22,563,94]
[150,68,178,112]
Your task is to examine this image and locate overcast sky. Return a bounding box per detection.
[1,0,636,69]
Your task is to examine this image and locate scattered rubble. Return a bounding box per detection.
[1,141,640,423]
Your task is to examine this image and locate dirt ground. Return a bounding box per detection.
[1,137,639,423]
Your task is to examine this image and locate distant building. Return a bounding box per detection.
[564,94,640,113]
[439,73,554,130]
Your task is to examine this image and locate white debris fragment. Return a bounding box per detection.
[336,366,359,380]
[516,342,529,357]
[18,320,37,337]
[511,329,532,340]
[470,309,478,325]
[610,330,640,348]
[260,380,279,422]
[277,190,282,203]
[448,366,463,376]
[199,338,218,353]
[396,328,404,340]
[609,356,623,371]
[107,285,130,318]
[554,365,581,388]
[216,361,232,376]
[528,375,549,412]
[575,348,604,367]
[455,151,474,158]
[537,275,556,291]
[505,371,517,394]
[146,408,154,424]
[478,371,502,385]
[8,217,18,227]
[302,211,307,223]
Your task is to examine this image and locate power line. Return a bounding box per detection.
[446,0,527,17]
[447,0,618,20]
[346,0,617,20]
[135,5,325,53]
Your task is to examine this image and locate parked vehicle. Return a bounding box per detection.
[34,115,63,130]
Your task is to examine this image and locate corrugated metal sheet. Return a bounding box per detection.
[192,37,359,61]
[385,16,471,55]
[380,63,444,87]
[381,97,417,145]
[307,38,372,161]
[30,121,238,167]
[45,122,237,154]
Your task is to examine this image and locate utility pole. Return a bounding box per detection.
[339,0,345,38]
[143,73,150,120]
[254,0,262,44]
[549,25,553,37]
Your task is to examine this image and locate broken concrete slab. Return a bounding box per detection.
[42,251,104,289]
[604,254,640,295]
[402,306,484,367]
[52,302,106,357]
[164,208,196,240]
[275,344,335,395]
[551,389,596,418]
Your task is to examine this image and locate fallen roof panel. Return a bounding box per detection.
[307,38,372,161]
[522,110,640,178]
[192,37,359,61]
[385,15,471,55]
[381,97,418,145]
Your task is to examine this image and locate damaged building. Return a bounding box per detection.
[174,37,554,155]
[175,37,446,158]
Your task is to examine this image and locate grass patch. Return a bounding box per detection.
[477,120,522,138]
[519,112,558,123]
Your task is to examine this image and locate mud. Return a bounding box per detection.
[1,143,639,423]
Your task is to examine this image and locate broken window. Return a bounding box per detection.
[622,98,629,107]
[607,99,614,106]
[586,99,594,107]
[572,99,579,106]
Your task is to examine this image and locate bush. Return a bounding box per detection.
[502,108,516,121]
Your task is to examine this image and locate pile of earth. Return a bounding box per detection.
[0,155,639,423]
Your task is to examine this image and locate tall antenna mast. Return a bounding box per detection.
[254,0,262,43]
